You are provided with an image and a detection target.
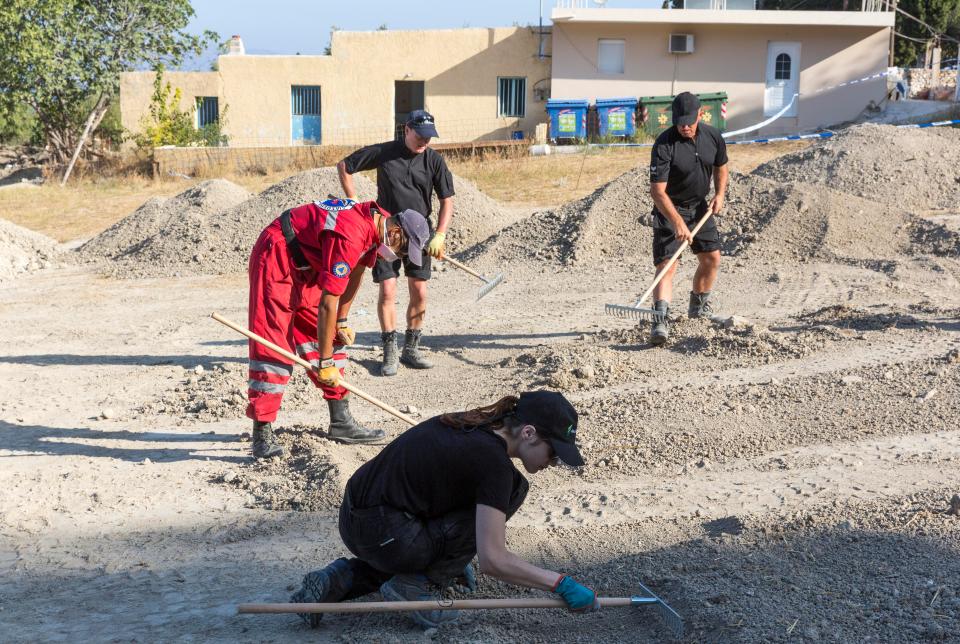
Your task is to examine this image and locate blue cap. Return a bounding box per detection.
[407,110,439,138]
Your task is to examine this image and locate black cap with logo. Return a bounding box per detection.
[672,92,701,127]
[407,109,439,138]
[514,391,584,467]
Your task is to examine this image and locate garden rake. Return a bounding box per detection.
[442,255,504,300]
[238,581,683,638]
[605,207,715,321]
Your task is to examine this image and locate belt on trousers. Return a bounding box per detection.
[278,210,311,271]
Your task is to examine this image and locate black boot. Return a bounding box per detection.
[327,397,386,444]
[649,300,670,346]
[252,420,284,459]
[688,291,715,319]
[380,330,399,377]
[290,558,355,628]
[400,329,434,369]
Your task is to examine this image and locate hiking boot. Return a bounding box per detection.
[688,291,715,319]
[252,420,284,459]
[290,558,355,628]
[327,397,385,444]
[399,329,434,369]
[649,300,670,346]
[381,331,399,377]
[380,573,460,629]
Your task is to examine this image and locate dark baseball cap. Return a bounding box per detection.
[391,209,430,266]
[407,109,439,138]
[672,92,701,127]
[514,391,584,467]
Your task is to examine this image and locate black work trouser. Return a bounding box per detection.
[336,482,529,596]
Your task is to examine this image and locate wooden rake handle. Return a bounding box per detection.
[238,597,637,614]
[210,313,416,426]
[634,207,716,307]
[442,255,486,282]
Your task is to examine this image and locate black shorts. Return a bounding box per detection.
[372,250,432,282]
[651,200,721,266]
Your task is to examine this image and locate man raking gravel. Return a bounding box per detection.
[647,92,729,345]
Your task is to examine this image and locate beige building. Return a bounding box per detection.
[121,27,552,147]
[550,5,895,135]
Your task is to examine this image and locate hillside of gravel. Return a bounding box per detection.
[431,172,518,253]
[79,179,252,277]
[467,170,784,267]
[81,169,376,278]
[0,217,63,281]
[753,123,960,211]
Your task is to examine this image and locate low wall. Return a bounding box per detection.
[152,141,528,178]
[907,68,958,99]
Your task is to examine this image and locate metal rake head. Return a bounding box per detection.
[604,303,665,321]
[632,581,684,639]
[477,273,504,300]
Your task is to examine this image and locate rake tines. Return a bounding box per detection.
[604,302,665,321]
[476,272,505,300]
[634,581,684,639]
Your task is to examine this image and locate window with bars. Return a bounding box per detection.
[196,97,219,128]
[775,53,792,80]
[498,77,526,118]
[291,85,321,115]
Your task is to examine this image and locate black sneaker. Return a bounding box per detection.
[380,573,460,629]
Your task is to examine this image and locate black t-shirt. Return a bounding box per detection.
[342,139,455,222]
[345,416,528,519]
[649,123,728,206]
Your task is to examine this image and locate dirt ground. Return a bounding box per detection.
[1,129,959,642]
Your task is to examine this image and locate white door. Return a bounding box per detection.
[764,41,800,117]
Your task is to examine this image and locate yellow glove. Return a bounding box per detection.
[335,319,355,346]
[318,358,341,387]
[427,231,446,259]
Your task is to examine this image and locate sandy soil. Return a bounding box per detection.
[1,126,959,642]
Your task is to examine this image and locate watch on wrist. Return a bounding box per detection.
[320,357,335,369]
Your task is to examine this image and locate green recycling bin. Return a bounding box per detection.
[639,92,727,138]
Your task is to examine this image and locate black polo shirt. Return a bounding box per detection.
[342,139,455,223]
[649,123,728,206]
[345,416,528,519]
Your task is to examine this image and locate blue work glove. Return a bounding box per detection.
[553,575,600,613]
[453,563,477,594]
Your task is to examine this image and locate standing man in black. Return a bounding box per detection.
[648,92,729,346]
[337,110,455,376]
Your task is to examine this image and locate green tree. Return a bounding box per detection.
[0,0,216,184]
[133,67,228,149]
[892,0,960,67]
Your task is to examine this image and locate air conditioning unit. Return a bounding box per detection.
[669,34,694,54]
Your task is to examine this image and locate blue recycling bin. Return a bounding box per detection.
[546,99,589,141]
[596,98,637,138]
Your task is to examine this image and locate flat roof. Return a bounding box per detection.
[551,8,894,28]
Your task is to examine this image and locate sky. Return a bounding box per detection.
[183,0,661,66]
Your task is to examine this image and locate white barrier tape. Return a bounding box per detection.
[722,94,798,138]
[896,118,960,129]
[725,131,834,145]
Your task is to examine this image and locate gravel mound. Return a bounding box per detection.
[80,179,253,277]
[218,428,378,510]
[753,123,960,211]
[83,169,376,278]
[431,172,514,252]
[0,218,62,281]
[469,170,787,268]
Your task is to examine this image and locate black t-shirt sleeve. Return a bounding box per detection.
[473,458,516,514]
[343,143,385,174]
[713,129,729,167]
[650,140,672,184]
[431,153,455,200]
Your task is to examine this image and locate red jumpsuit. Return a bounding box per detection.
[246,199,381,423]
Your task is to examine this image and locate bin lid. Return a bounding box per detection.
[546,99,590,108]
[595,97,637,107]
[696,92,728,101]
[638,95,676,105]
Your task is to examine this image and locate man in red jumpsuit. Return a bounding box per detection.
[246,198,430,459]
